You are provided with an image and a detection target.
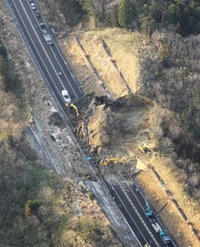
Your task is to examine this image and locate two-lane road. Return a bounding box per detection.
[108,182,174,247]
[9,0,82,108]
[8,1,175,246]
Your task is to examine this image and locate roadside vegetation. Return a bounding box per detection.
[78,0,200,36]
[1,0,200,246]
[0,39,27,115]
[0,36,121,246]
[0,137,116,247]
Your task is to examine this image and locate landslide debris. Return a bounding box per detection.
[63,27,200,203]
[74,94,153,180]
[62,28,200,246]
[2,0,200,244]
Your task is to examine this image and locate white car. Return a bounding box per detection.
[31,3,36,10]
[61,90,71,104]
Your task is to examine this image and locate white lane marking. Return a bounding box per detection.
[24,0,79,98]
[12,0,63,101]
[110,182,149,244]
[52,45,81,95]
[18,0,77,99]
[121,185,161,247]
[109,184,143,247]
[128,185,145,211]
[19,0,63,88]
[49,46,79,96]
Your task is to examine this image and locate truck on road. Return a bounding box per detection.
[151,222,171,244]
[39,23,53,45]
[145,199,171,245]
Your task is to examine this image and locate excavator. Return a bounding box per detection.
[70,103,79,116]
[100,157,125,166]
[65,103,79,116]
[138,144,151,153]
[100,157,136,166]
[145,199,153,218]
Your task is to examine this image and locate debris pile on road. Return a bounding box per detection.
[73,94,153,181]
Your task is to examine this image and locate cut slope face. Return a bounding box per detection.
[63,28,200,246]
[63,28,141,98]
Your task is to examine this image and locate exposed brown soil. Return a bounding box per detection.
[1,0,200,246]
[61,28,200,247]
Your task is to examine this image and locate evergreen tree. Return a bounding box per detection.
[118,0,132,28]
[80,0,93,16]
[77,0,200,35]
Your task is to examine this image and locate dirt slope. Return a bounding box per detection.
[61,28,200,247]
[37,1,200,245]
[2,0,200,245]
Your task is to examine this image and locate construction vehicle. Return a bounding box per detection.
[145,199,171,244]
[69,103,79,116]
[138,144,151,153]
[65,103,79,117]
[145,200,153,218]
[158,229,171,244]
[101,157,125,166]
[39,23,53,45]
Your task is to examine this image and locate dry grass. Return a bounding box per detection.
[62,37,105,96]
[151,156,200,226]
[62,28,142,98]
[0,90,25,140]
[96,29,141,93]
[62,28,200,247]
[79,35,127,98]
[137,160,200,247]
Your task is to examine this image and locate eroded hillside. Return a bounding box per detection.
[61,28,200,247]
[1,0,200,246]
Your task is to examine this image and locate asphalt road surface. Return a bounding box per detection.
[9,0,82,112]
[107,182,174,247]
[8,1,175,247]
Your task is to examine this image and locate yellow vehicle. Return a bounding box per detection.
[69,103,79,116]
[65,103,79,116]
[101,157,125,166]
[138,144,151,153]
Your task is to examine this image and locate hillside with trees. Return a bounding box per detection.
[78,0,200,36]
[1,0,200,246]
[42,0,200,36]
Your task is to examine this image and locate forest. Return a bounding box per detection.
[115,0,200,35]
[63,0,200,36]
